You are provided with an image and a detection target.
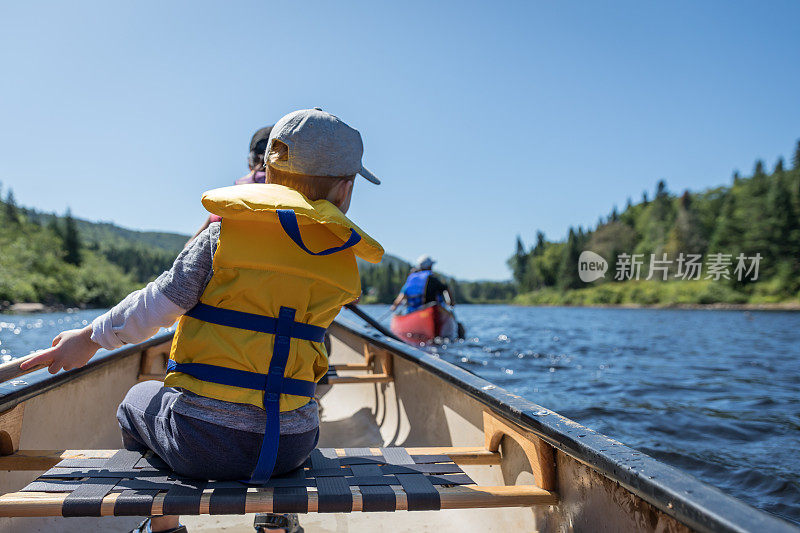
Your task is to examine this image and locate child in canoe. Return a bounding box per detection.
[21,108,384,533]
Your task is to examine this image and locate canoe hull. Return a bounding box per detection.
[390,304,457,344]
[1,321,795,532]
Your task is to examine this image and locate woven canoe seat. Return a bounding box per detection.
[0,447,555,517]
[139,365,392,385]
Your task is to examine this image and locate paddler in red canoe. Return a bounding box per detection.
[389,256,464,342]
[390,255,454,313]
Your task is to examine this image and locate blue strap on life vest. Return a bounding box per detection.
[185,303,326,343]
[402,270,433,312]
[165,361,317,398]
[276,209,361,256]
[171,303,322,485]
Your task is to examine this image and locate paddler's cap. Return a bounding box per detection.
[267,108,381,184]
[416,255,435,269]
[249,125,273,154]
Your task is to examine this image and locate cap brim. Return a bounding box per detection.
[359,166,381,185]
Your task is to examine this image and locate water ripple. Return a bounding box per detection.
[359,304,800,525]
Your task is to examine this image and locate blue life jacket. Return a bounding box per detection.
[402,270,433,312]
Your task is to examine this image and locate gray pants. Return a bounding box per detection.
[117,381,319,480]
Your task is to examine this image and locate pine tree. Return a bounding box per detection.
[509,236,529,289]
[680,190,691,209]
[63,208,82,266]
[766,174,795,262]
[754,159,765,177]
[532,231,546,256]
[655,179,668,199]
[774,157,784,174]
[557,228,582,290]
[639,179,675,255]
[732,170,740,183]
[709,190,739,252]
[666,191,706,255]
[793,140,800,170]
[750,159,769,197]
[48,217,63,239]
[5,190,19,224]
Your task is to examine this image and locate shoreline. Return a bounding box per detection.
[0,302,83,314]
[4,301,800,315]
[510,301,800,311]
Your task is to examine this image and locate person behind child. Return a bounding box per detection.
[21,108,383,533]
[390,255,454,313]
[187,125,274,244]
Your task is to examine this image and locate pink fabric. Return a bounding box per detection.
[234,170,266,185]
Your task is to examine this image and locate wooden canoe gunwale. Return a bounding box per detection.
[330,318,797,533]
[0,321,795,532]
[0,331,175,414]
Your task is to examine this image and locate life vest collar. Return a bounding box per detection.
[202,184,383,263]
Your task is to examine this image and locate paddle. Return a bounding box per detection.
[0,352,46,383]
[345,303,402,342]
[445,306,467,340]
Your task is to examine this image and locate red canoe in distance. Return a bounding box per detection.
[390,303,458,345]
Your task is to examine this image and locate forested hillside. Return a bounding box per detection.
[510,140,800,306]
[29,212,187,252]
[7,134,796,311]
[0,189,186,308]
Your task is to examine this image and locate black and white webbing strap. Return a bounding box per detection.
[20,448,475,516]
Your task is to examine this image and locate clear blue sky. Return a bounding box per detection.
[1,1,798,280]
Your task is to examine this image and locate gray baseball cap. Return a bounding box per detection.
[266,108,380,184]
[416,254,435,269]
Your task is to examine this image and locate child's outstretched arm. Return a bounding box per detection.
[19,325,100,374]
[20,223,219,375]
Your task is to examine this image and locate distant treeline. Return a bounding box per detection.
[0,188,185,308]
[7,135,797,311]
[359,256,515,304]
[510,140,800,306]
[0,187,513,309]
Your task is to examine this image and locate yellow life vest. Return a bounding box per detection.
[165,183,383,413]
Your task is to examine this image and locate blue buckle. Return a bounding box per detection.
[264,391,280,404]
[265,371,284,393]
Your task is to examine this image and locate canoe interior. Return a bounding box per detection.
[0,320,796,532]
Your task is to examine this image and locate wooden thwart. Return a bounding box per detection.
[137,372,393,385]
[0,485,556,517]
[136,345,395,385]
[0,404,25,456]
[330,363,370,371]
[1,447,501,471]
[0,449,116,471]
[324,373,393,384]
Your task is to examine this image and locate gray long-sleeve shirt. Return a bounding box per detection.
[91,222,319,434]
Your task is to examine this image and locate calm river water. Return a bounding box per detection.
[2,305,799,524]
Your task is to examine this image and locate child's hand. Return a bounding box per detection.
[19,325,100,374]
